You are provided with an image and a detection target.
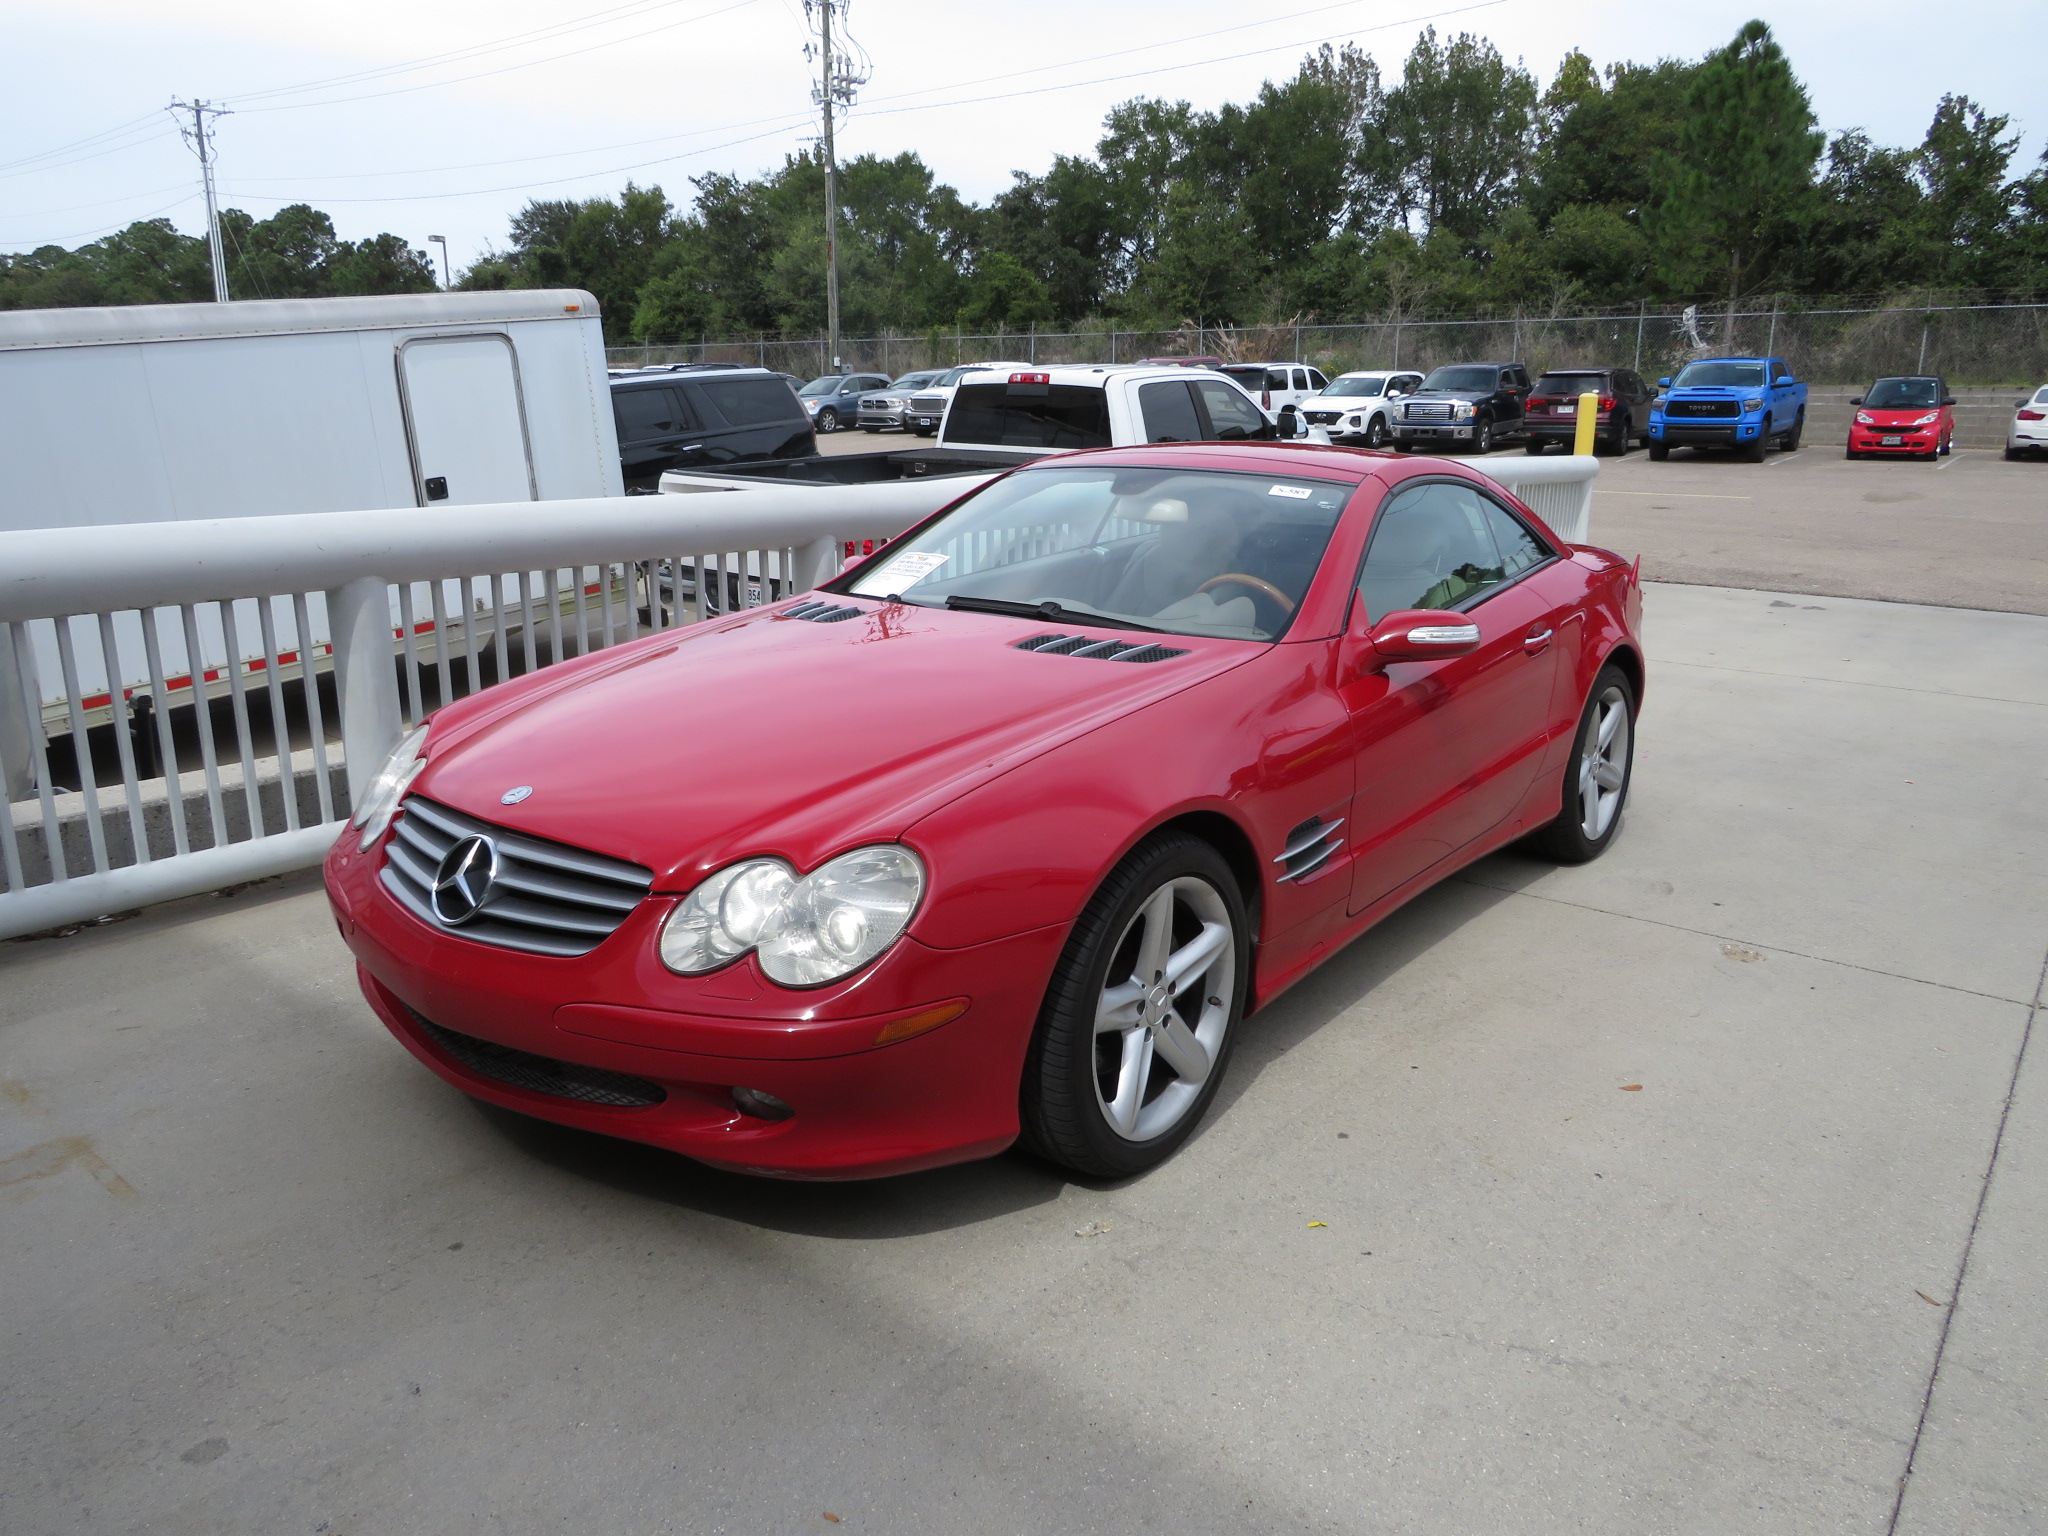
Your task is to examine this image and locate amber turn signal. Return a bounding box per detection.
[873,999,968,1046]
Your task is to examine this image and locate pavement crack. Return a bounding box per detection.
[1454,878,2036,1006]
[1885,942,2045,1535]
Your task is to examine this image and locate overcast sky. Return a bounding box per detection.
[5,0,2044,273]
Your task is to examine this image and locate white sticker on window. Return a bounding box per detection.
[1268,484,1313,499]
[850,550,949,597]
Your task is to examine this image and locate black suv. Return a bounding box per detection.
[1392,362,1532,454]
[610,368,812,491]
[1522,367,1657,455]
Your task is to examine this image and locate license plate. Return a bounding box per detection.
[1557,403,1575,415]
[1881,436,1902,445]
[915,417,934,427]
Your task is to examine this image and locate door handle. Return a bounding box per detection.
[1523,627,1553,652]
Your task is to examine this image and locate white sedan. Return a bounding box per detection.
[2008,384,2048,460]
[1299,370,1426,450]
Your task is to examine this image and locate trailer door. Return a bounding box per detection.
[397,333,537,505]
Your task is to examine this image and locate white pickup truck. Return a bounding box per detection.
[658,363,1288,496]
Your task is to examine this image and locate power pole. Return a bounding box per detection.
[805,1,867,372]
[170,99,232,303]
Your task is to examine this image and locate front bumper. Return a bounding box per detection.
[1650,419,1763,447]
[858,405,908,428]
[1848,426,1938,455]
[1396,422,1475,441]
[326,831,1065,1179]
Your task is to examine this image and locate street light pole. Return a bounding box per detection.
[806,1,866,374]
[427,235,451,289]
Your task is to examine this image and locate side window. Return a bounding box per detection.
[1291,368,1310,391]
[613,387,682,441]
[1192,379,1269,441]
[1476,496,1552,577]
[691,377,801,427]
[1138,380,1203,443]
[1265,368,1290,392]
[1308,368,1328,390]
[1401,374,1424,395]
[1356,481,1515,621]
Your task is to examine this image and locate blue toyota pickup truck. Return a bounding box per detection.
[1648,357,1807,462]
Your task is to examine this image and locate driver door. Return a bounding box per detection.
[1339,478,1567,913]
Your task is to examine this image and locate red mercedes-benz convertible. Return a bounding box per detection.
[325,442,1643,1180]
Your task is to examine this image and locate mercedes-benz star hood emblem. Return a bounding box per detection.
[430,835,499,926]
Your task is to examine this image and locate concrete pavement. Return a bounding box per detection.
[2,582,2042,1535]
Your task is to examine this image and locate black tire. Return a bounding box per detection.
[1938,437,1951,456]
[1365,414,1389,449]
[1524,438,1547,455]
[1525,663,1637,865]
[1472,420,1494,454]
[1607,416,1631,455]
[1019,833,1249,1179]
[815,407,839,433]
[1846,447,1861,460]
[2007,446,2023,461]
[1648,441,1670,462]
[1743,426,1768,463]
[861,425,883,434]
[1779,409,1804,451]
[914,427,937,438]
[1394,438,1414,453]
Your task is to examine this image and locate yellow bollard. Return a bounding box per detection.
[1573,390,1599,456]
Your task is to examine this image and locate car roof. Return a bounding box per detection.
[1009,440,1386,482]
[611,366,782,387]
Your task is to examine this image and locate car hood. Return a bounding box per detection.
[1860,407,1942,420]
[1403,389,1491,403]
[413,601,1256,888]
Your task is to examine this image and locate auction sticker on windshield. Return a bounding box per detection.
[851,550,950,597]
[1268,484,1313,499]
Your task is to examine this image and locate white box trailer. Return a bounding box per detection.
[0,290,622,746]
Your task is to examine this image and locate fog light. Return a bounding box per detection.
[732,1086,794,1121]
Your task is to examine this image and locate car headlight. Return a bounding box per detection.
[1743,397,1764,412]
[1452,402,1474,419]
[1855,411,1875,425]
[1911,412,1940,426]
[350,723,429,851]
[660,844,924,986]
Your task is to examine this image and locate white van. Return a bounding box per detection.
[0,289,618,532]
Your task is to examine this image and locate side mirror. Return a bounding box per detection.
[1850,397,1864,406]
[1941,397,1956,407]
[1367,610,1482,662]
[1774,376,1795,387]
[1657,377,1671,389]
[2019,400,2032,409]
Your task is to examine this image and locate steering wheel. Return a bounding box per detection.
[1197,572,1295,615]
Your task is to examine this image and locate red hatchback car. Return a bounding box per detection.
[1847,375,1955,459]
[325,443,1644,1180]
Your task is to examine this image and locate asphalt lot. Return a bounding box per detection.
[4,576,2044,1534]
[821,426,2048,614]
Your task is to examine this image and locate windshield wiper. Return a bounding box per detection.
[942,594,1168,634]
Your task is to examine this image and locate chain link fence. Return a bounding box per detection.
[609,301,2048,387]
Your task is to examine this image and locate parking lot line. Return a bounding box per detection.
[1768,451,1804,468]
[1937,452,1968,470]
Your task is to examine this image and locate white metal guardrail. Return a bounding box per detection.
[0,480,965,940]
[0,457,1595,940]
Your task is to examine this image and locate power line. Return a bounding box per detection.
[237,0,767,114]
[2,192,199,250]
[0,110,166,174]
[0,122,181,184]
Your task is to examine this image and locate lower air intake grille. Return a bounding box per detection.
[784,600,863,622]
[1015,632,1188,663]
[381,797,652,958]
[412,1013,665,1107]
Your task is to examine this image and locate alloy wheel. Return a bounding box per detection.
[1577,684,1631,840]
[1092,876,1236,1142]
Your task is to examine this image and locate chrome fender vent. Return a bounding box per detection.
[1274,816,1344,883]
[1014,632,1189,663]
[784,601,863,623]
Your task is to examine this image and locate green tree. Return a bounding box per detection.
[1379,29,1539,244]
[1916,95,2020,288]
[1648,20,1823,308]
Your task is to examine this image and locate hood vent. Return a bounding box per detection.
[1015,632,1188,664]
[784,600,863,623]
[1274,816,1344,883]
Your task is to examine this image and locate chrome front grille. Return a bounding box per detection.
[1405,401,1453,421]
[380,796,653,957]
[910,394,945,413]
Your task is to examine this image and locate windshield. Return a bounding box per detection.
[834,465,1351,641]
[1865,378,1941,408]
[1420,366,1498,392]
[798,377,844,397]
[892,372,938,389]
[1673,362,1766,389]
[1320,375,1384,397]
